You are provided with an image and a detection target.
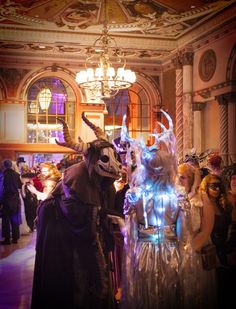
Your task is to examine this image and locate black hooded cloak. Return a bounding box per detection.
[31,161,116,309]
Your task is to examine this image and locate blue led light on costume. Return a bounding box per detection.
[142,191,148,228]
[122,109,178,233]
[157,218,162,226]
[120,109,182,309]
[150,234,162,242]
[152,217,157,226]
[144,183,152,191]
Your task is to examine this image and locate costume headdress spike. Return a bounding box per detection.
[150,109,176,154]
[160,109,173,131]
[81,112,107,141]
[55,118,89,154]
[120,114,134,144]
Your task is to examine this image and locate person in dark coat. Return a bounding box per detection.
[111,170,129,303]
[21,173,39,232]
[31,113,122,309]
[1,159,22,244]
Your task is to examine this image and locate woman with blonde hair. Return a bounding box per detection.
[28,162,62,201]
[177,163,217,308]
[39,162,62,196]
[200,173,231,266]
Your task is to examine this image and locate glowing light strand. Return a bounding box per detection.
[122,109,178,234]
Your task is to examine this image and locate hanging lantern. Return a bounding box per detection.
[38,88,52,110]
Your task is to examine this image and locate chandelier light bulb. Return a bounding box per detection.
[107,67,115,78]
[117,67,125,80]
[95,68,103,78]
[87,68,94,81]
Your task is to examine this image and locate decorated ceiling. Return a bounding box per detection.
[0,0,235,63]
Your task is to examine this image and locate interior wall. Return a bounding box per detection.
[193,31,235,92]
[81,112,104,142]
[0,103,25,143]
[192,30,235,156]
[203,100,220,151]
[162,68,176,128]
[0,151,16,166]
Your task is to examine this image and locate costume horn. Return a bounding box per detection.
[55,118,88,154]
[81,112,107,140]
[149,109,176,154]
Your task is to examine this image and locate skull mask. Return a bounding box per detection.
[55,113,122,180]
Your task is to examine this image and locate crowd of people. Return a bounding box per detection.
[0,158,62,244]
[113,157,235,309]
[113,114,236,309]
[0,114,235,308]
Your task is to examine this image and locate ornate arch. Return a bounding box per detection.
[18,65,82,104]
[136,73,162,106]
[103,72,162,143]
[18,66,85,144]
[135,72,162,130]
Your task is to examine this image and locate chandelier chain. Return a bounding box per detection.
[75,0,136,100]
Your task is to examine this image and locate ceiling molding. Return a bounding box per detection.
[0,1,235,65]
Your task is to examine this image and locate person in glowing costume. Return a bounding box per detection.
[120,110,181,309]
[177,163,217,309]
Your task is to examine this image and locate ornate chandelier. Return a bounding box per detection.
[75,2,136,99]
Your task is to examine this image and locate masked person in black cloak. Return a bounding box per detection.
[31,113,122,309]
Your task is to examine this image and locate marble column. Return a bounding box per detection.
[227,93,236,164]
[172,56,183,162]
[216,94,228,166]
[182,51,194,156]
[192,102,206,154]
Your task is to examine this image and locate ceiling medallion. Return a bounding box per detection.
[198,49,216,82]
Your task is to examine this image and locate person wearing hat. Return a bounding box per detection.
[17,157,26,164]
[17,157,27,175]
[1,159,22,244]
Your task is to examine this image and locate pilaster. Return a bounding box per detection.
[227,93,236,163]
[172,55,183,162]
[182,51,194,156]
[216,94,229,165]
[192,102,206,154]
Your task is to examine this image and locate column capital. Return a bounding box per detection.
[216,92,236,105]
[182,51,194,66]
[172,56,182,69]
[225,92,236,103]
[192,102,206,111]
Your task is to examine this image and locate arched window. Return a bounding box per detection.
[104,81,155,144]
[27,77,76,144]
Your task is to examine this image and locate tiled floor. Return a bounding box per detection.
[0,230,36,309]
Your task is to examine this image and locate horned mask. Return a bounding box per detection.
[55,112,122,179]
[121,109,177,188]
